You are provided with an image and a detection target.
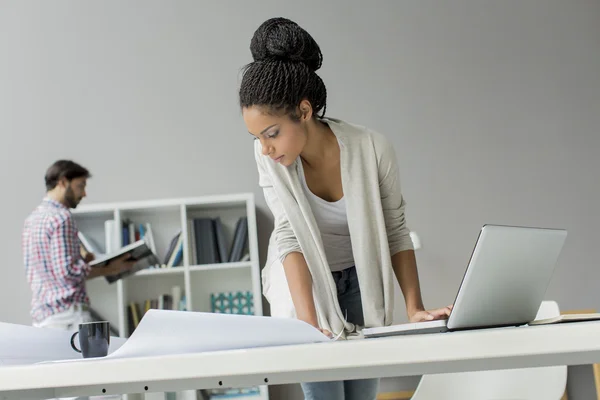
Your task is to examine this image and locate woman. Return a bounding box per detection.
[238,17,452,400]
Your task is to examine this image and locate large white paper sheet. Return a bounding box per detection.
[5,310,329,365]
[0,321,126,366]
[106,309,329,359]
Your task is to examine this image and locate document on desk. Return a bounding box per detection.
[0,322,126,366]
[105,309,330,360]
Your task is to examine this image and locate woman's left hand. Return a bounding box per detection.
[409,305,453,323]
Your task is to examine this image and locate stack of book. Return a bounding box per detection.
[188,216,248,265]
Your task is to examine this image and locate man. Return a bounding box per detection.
[22,160,134,330]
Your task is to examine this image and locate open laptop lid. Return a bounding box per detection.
[446,224,567,331]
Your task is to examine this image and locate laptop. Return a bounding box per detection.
[363,224,567,338]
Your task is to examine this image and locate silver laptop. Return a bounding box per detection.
[364,224,567,338]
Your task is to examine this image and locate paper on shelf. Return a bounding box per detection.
[0,321,126,366]
[105,309,330,360]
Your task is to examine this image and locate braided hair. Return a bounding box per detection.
[239,17,327,120]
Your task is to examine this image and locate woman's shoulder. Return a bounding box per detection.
[323,117,392,153]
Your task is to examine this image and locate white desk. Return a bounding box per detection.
[1,322,600,400]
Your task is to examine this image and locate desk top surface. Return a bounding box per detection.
[1,321,600,395]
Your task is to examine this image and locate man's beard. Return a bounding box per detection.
[64,186,80,209]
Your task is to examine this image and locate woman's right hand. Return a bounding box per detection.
[318,328,333,338]
[409,305,453,322]
[300,316,332,338]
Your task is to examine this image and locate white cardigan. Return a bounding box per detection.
[255,117,414,339]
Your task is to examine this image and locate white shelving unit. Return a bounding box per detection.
[72,193,268,400]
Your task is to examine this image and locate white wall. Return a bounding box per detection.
[1,1,599,399]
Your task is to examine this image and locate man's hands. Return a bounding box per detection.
[409,305,453,323]
[87,254,136,280]
[83,252,95,263]
[103,254,137,276]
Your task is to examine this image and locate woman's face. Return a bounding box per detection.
[243,106,308,167]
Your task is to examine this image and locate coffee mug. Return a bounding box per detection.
[70,321,111,358]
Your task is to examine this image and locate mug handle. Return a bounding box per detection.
[70,332,81,353]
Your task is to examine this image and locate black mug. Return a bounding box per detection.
[70,321,111,358]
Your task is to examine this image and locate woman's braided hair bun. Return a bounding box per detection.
[239,17,327,118]
[249,17,323,72]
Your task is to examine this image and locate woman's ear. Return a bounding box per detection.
[298,99,313,121]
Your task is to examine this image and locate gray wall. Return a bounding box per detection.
[1,1,598,399]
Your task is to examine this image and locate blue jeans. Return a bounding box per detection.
[300,266,380,400]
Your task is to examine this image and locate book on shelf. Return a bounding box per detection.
[143,230,183,270]
[127,285,186,335]
[120,220,157,253]
[102,218,183,270]
[229,217,248,262]
[90,239,160,284]
[160,230,183,268]
[99,219,158,256]
[188,216,248,265]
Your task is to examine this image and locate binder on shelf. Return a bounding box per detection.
[189,216,248,265]
[229,217,248,263]
[213,217,228,263]
[193,218,218,265]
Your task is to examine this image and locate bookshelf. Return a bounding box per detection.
[72,193,267,400]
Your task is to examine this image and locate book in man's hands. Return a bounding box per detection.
[529,313,600,326]
[89,239,160,284]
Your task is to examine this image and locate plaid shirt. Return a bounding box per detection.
[22,197,91,323]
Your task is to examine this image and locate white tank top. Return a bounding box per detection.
[297,160,355,272]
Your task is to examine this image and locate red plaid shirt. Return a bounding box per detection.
[22,197,91,323]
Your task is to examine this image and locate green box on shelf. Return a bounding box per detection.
[211,291,254,315]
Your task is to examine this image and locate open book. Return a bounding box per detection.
[89,239,159,284]
[529,313,600,326]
